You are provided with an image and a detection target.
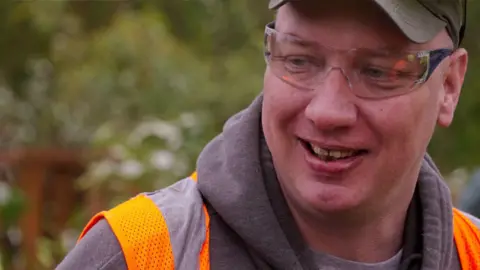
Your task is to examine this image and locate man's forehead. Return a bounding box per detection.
[275,1,395,30]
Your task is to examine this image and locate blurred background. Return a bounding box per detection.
[0,0,479,269]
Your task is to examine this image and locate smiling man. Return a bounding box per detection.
[58,0,480,269]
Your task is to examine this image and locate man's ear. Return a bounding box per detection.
[437,48,468,127]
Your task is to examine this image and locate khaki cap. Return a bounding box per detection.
[268,0,466,46]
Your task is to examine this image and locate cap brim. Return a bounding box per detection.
[373,0,446,43]
[269,0,446,44]
[269,0,289,9]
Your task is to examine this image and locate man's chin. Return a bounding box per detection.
[302,186,365,214]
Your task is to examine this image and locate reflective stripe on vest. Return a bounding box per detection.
[78,172,480,269]
[453,207,480,268]
[78,173,209,270]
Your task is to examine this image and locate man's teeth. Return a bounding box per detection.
[310,144,355,159]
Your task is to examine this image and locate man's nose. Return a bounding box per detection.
[304,70,357,130]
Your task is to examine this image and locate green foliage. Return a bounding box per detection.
[0,184,25,228]
[0,3,268,267]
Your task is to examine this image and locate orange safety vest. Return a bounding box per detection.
[78,173,480,270]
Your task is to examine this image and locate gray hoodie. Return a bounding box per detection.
[57,94,480,270]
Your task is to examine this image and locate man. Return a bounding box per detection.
[58,0,480,269]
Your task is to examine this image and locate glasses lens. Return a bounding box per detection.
[352,50,429,98]
[265,30,328,90]
[264,27,430,98]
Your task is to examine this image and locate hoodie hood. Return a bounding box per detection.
[196,93,457,269]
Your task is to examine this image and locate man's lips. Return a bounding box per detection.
[298,138,369,174]
[299,138,369,157]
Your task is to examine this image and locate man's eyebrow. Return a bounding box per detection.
[280,30,416,52]
[282,32,318,48]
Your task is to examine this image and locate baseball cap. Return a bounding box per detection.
[268,0,466,47]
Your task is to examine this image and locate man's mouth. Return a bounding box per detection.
[301,140,368,162]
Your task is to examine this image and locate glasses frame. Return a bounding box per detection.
[263,22,454,99]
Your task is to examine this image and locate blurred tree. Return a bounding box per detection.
[1,1,266,267]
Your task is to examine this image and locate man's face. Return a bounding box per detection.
[262,0,467,217]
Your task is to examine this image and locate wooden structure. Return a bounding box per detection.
[0,148,101,269]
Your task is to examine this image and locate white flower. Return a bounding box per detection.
[128,120,183,149]
[0,182,12,206]
[179,112,197,129]
[90,160,115,179]
[118,159,144,179]
[150,150,174,171]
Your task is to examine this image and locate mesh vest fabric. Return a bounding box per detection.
[453,208,480,269]
[79,195,175,270]
[78,173,480,269]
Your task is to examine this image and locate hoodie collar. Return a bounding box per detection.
[197,93,457,269]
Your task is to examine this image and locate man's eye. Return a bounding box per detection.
[287,57,309,66]
[362,66,389,79]
[284,56,315,72]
